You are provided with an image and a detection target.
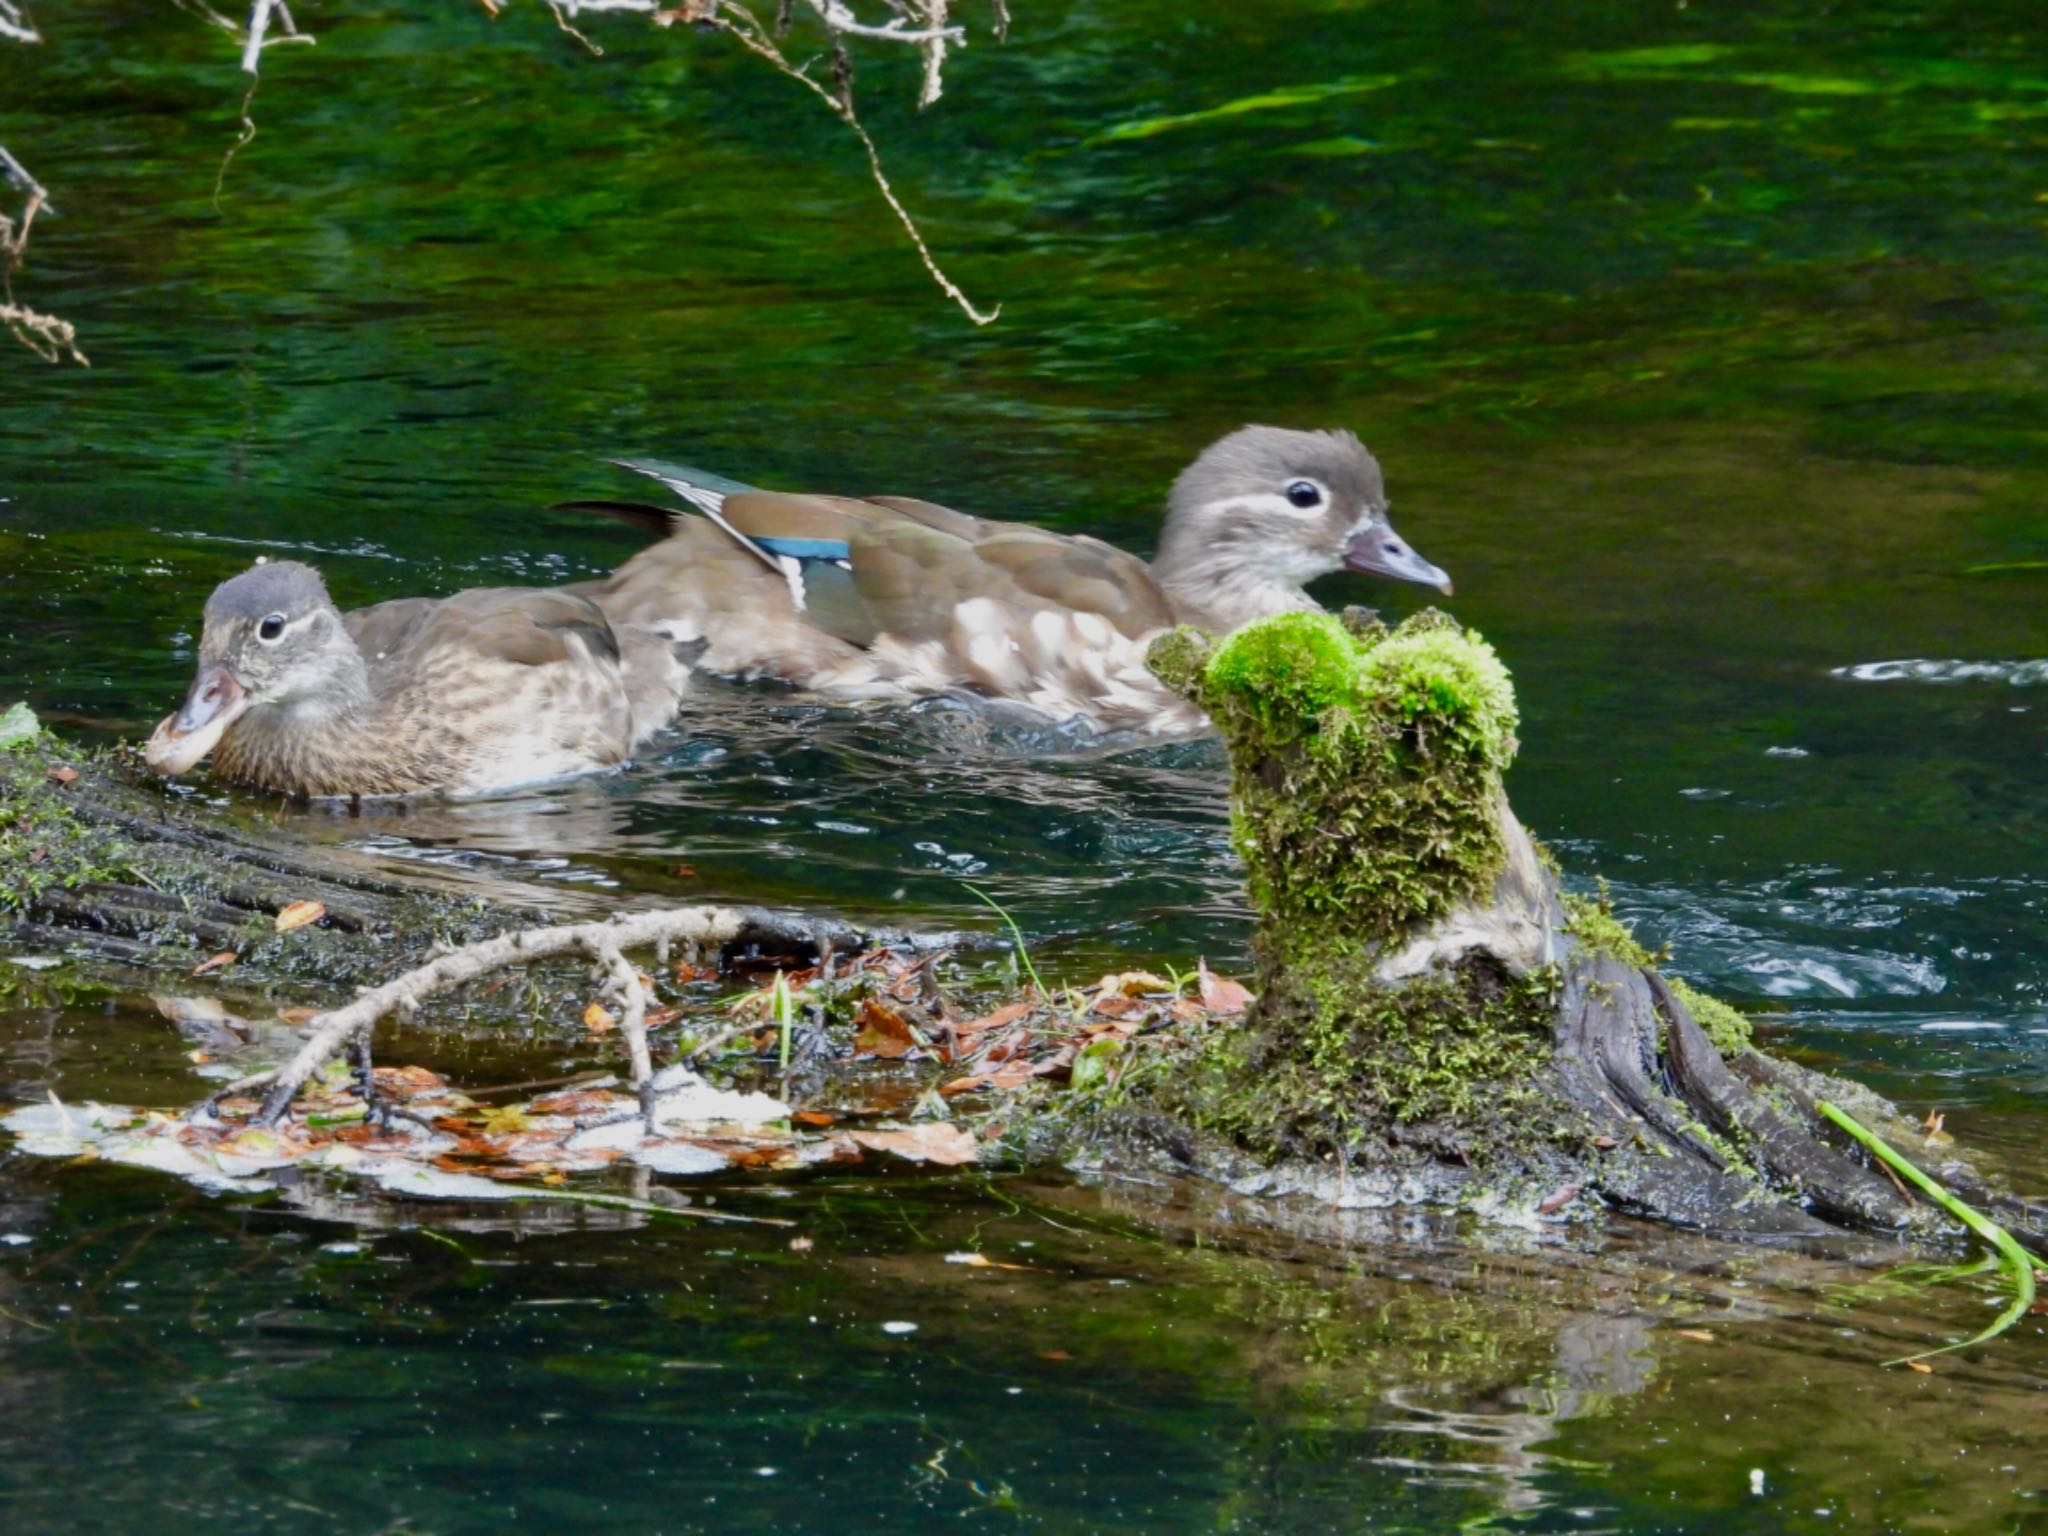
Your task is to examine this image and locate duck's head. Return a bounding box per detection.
[1159,425,1452,596]
[144,560,352,776]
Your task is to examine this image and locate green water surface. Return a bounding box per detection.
[3,1,2047,1529]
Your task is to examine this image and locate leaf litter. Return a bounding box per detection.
[4,943,1257,1213]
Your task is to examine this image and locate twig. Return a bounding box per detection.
[0,1,38,45]
[708,5,997,324]
[228,905,855,1125]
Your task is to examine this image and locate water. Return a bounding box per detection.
[4,0,2048,1528]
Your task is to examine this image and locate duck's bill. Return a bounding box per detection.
[143,666,249,776]
[1343,521,1454,596]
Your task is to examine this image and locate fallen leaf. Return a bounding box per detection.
[45,764,79,787]
[1675,1328,1715,1342]
[584,1002,617,1034]
[190,951,237,977]
[1198,958,1254,1016]
[1537,1182,1582,1214]
[1592,1135,1619,1150]
[274,900,326,933]
[793,1109,836,1127]
[672,864,698,878]
[644,1006,683,1028]
[851,1123,979,1166]
[674,960,714,984]
[1905,1359,1934,1374]
[1091,994,1148,1020]
[277,1006,321,1025]
[951,1000,1034,1037]
[854,999,919,1059]
[939,1060,1035,1096]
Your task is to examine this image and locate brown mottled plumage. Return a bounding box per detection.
[568,425,1452,733]
[144,561,693,797]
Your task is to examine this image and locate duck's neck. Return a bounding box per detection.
[215,650,426,795]
[1150,541,1319,636]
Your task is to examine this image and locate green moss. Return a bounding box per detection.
[1164,957,1560,1164]
[1168,611,1521,954]
[1134,612,1563,1172]
[0,734,144,914]
[1669,977,1756,1056]
[1561,889,1657,968]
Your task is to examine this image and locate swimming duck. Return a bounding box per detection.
[570,425,1452,733]
[144,559,694,797]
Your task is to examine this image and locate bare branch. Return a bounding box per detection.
[0,147,87,364]
[708,3,999,323]
[0,1,38,45]
[233,905,865,1124]
[237,0,313,76]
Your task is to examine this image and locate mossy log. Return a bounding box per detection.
[0,727,865,987]
[1142,611,2048,1244]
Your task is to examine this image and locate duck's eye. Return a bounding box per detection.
[1284,480,1323,509]
[257,613,287,643]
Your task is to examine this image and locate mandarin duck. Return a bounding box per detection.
[570,425,1451,734]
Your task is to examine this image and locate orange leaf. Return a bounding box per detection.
[854,999,919,1059]
[274,900,326,933]
[583,1002,617,1034]
[46,764,79,787]
[191,951,238,977]
[851,1123,980,1166]
[793,1109,836,1126]
[952,1000,1034,1037]
[1198,958,1254,1016]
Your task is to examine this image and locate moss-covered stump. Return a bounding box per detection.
[1137,611,2043,1243]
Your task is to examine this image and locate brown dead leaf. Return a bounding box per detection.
[1905,1358,1934,1374]
[855,999,919,1059]
[644,1006,683,1028]
[851,1123,980,1166]
[1674,1328,1715,1342]
[793,1109,836,1127]
[1197,958,1254,1016]
[277,1006,321,1025]
[939,1059,1036,1097]
[274,900,326,933]
[190,951,237,977]
[1537,1182,1582,1215]
[583,1002,617,1034]
[951,1000,1034,1037]
[674,960,714,984]
[1591,1134,1619,1150]
[1091,994,1148,1020]
[46,764,78,787]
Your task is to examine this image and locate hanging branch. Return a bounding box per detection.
[544,0,1001,322]
[0,1,38,44]
[0,145,86,365]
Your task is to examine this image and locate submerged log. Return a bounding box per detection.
[1137,611,2047,1245]
[0,721,869,988]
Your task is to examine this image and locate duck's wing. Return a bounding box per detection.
[840,518,1175,643]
